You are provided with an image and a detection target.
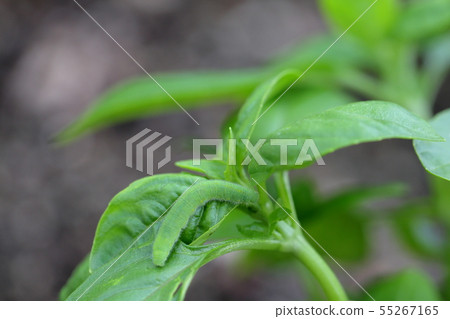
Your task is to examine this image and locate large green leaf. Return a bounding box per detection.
[230,70,299,164]
[232,70,298,141]
[414,109,450,181]
[90,174,257,271]
[393,0,450,41]
[56,70,265,143]
[363,269,441,301]
[66,238,279,300]
[59,255,90,300]
[89,174,204,272]
[319,0,400,41]
[251,88,355,140]
[64,172,276,300]
[249,101,444,178]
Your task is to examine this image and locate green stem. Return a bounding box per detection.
[201,233,348,301]
[273,172,347,301]
[289,235,348,301]
[201,238,282,266]
[252,178,274,219]
[274,171,300,224]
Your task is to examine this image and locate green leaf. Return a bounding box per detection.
[176,159,227,180]
[268,208,290,231]
[180,201,237,245]
[414,109,450,181]
[251,88,355,140]
[232,70,298,142]
[443,270,450,301]
[430,175,450,225]
[56,70,265,143]
[291,179,318,220]
[422,34,450,95]
[237,222,268,238]
[268,35,374,72]
[249,101,444,178]
[59,255,90,300]
[230,70,299,165]
[363,269,441,301]
[89,174,204,271]
[316,183,406,215]
[294,182,405,262]
[237,207,290,239]
[203,206,259,241]
[305,211,368,262]
[66,238,279,300]
[153,180,259,266]
[393,0,450,41]
[63,173,278,300]
[393,200,446,259]
[319,0,400,41]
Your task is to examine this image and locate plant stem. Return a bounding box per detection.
[290,235,348,301]
[201,232,348,301]
[272,173,347,301]
[274,171,300,224]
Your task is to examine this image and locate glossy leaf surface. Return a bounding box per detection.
[249,101,443,178]
[414,109,450,181]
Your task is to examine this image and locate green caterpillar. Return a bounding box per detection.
[152,180,259,266]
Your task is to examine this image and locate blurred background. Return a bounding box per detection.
[0,0,448,300]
